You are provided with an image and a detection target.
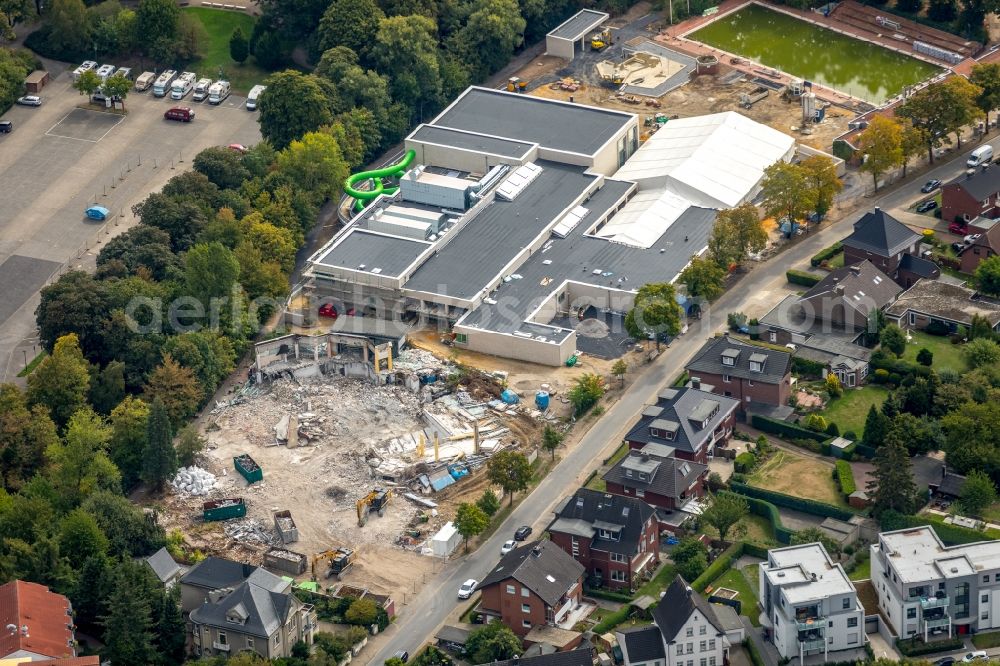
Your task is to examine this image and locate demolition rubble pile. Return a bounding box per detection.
[223,519,278,545]
[171,466,218,496]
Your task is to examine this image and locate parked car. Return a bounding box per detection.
[950,221,969,234]
[227,143,247,152]
[935,658,955,666]
[0,121,11,133]
[921,179,941,193]
[514,525,532,541]
[963,652,988,662]
[501,539,516,555]
[457,579,478,599]
[964,233,982,245]
[917,200,937,213]
[85,205,110,221]
[163,107,195,122]
[952,242,965,253]
[16,95,41,106]
[391,651,409,663]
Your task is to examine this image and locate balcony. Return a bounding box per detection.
[920,596,950,610]
[796,617,826,632]
[800,638,826,652]
[212,641,231,652]
[924,616,951,630]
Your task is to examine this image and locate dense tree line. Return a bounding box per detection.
[0,47,38,114]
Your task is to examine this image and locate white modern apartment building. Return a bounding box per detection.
[759,543,865,662]
[872,526,1000,640]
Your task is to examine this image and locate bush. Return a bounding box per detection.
[691,541,744,592]
[729,482,854,520]
[751,414,828,442]
[896,636,964,656]
[872,368,890,384]
[787,269,822,286]
[792,356,826,378]
[592,605,631,634]
[735,452,757,474]
[584,587,632,603]
[843,430,857,440]
[853,443,876,459]
[925,319,952,336]
[804,413,828,432]
[744,639,765,666]
[826,421,840,436]
[732,491,795,544]
[835,460,857,495]
[810,242,843,267]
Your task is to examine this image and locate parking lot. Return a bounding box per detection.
[0,68,262,379]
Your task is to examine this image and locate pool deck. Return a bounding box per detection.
[656,0,966,109]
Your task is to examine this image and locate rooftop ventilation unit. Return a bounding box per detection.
[495,163,543,202]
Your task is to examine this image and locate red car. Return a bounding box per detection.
[318,303,337,319]
[164,107,195,122]
[949,222,969,235]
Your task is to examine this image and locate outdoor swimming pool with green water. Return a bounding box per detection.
[689,4,942,103]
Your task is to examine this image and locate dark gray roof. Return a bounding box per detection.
[314,229,429,277]
[843,208,919,257]
[189,571,295,638]
[685,335,792,386]
[434,625,471,645]
[801,260,901,316]
[652,576,726,642]
[947,164,1000,201]
[146,547,181,584]
[899,252,940,279]
[410,124,535,159]
[617,626,665,663]
[180,556,257,590]
[758,294,871,361]
[433,87,634,156]
[479,540,584,606]
[603,446,707,499]
[547,9,608,40]
[624,386,739,454]
[488,647,594,666]
[548,488,656,555]
[938,471,966,497]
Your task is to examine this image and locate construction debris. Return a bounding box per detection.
[223,518,277,545]
[172,466,218,496]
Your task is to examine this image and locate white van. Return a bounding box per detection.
[246,84,266,111]
[170,72,197,100]
[968,145,994,168]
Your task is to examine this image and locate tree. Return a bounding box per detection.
[275,131,351,201]
[45,0,90,55]
[455,0,525,80]
[73,70,102,100]
[108,396,149,491]
[826,373,843,398]
[671,536,709,581]
[625,282,683,348]
[344,597,379,625]
[861,405,890,449]
[939,76,983,149]
[799,154,842,218]
[193,146,251,190]
[927,0,957,20]
[880,324,907,358]
[916,348,934,366]
[155,585,186,665]
[372,15,442,119]
[959,470,997,517]
[680,255,726,302]
[229,26,249,64]
[611,359,628,388]
[857,116,903,192]
[898,78,982,163]
[82,491,165,557]
[175,424,206,467]
[454,502,489,551]
[760,161,812,226]
[707,203,767,268]
[132,193,208,252]
[568,372,605,415]
[258,71,334,150]
[532,425,562,464]
[805,413,829,432]
[136,0,180,57]
[143,355,202,426]
[971,63,1000,128]
[27,334,91,430]
[47,408,121,509]
[477,488,500,517]
[487,450,531,505]
[965,338,1000,369]
[701,492,748,543]
[162,330,236,399]
[184,240,240,309]
[466,621,522,664]
[792,527,842,556]
[0,384,58,490]
[316,0,383,60]
[141,398,176,493]
[36,271,113,357]
[102,73,130,110]
[101,560,155,666]
[868,431,919,515]
[59,508,109,563]
[970,313,995,340]
[975,255,1000,297]
[89,361,126,416]
[899,119,925,179]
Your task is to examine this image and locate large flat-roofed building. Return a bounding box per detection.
[303,88,795,365]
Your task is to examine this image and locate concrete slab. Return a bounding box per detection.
[45,108,125,142]
[0,255,61,323]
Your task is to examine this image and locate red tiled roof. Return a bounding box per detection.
[0,581,75,660]
[29,658,100,665]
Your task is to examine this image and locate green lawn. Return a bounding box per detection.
[819,385,889,437]
[635,563,678,599]
[848,556,871,581]
[708,569,761,626]
[828,251,845,269]
[900,330,967,375]
[182,8,268,93]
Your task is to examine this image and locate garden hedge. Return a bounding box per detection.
[743,639,765,666]
[896,636,964,656]
[729,482,854,521]
[730,490,795,545]
[792,356,826,378]
[853,443,876,459]
[811,242,843,267]
[835,460,857,495]
[881,510,994,546]
[592,605,632,634]
[751,414,828,442]
[691,541,744,592]
[585,587,632,603]
[787,269,822,287]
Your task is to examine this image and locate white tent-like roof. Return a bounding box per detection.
[594,188,691,248]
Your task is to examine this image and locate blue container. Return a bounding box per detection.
[501,389,519,404]
[535,391,550,410]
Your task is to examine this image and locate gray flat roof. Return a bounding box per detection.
[410,125,534,159]
[432,87,633,156]
[548,9,609,40]
[314,229,429,277]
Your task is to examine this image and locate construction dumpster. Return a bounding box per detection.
[234,454,263,484]
[273,509,299,544]
[203,497,246,521]
[263,547,308,575]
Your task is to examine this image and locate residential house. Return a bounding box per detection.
[179,556,259,614]
[547,489,659,591]
[602,443,708,514]
[758,260,900,386]
[25,658,101,665]
[616,575,744,666]
[145,546,184,588]
[885,279,1000,334]
[871,526,1000,639]
[189,567,316,659]
[842,208,939,288]
[959,220,1000,274]
[0,581,78,662]
[622,386,738,465]
[684,335,792,415]
[477,540,585,638]
[486,646,595,666]
[941,165,1000,227]
[759,543,865,662]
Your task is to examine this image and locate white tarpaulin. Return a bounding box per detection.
[430,521,461,557]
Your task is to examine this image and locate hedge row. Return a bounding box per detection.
[896,636,964,656]
[811,242,843,267]
[792,356,826,378]
[751,414,828,443]
[853,443,876,459]
[691,541,745,593]
[881,510,994,546]
[730,482,855,521]
[787,269,822,287]
[584,587,632,603]
[732,491,795,545]
[743,639,765,666]
[835,460,857,495]
[592,605,631,634]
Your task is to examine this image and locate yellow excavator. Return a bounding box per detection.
[356,487,392,527]
[311,548,354,581]
[591,29,612,51]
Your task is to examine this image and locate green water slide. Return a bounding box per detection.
[344,149,417,211]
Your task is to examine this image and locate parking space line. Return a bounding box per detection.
[44,111,126,143]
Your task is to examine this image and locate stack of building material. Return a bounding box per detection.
[171,466,218,496]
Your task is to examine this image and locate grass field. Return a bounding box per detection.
[750,450,846,506]
[182,8,267,93]
[848,556,871,581]
[819,385,889,437]
[709,569,761,626]
[900,330,967,375]
[701,514,776,545]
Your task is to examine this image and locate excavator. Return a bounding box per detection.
[590,28,612,51]
[311,548,354,581]
[356,487,392,527]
